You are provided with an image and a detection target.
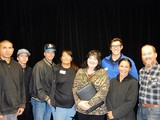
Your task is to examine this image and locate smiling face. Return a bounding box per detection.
[85,50,101,70]
[141,45,157,69]
[110,41,123,55]
[87,55,98,69]
[44,51,55,62]
[118,59,131,78]
[61,51,72,65]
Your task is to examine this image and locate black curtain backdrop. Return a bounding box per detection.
[0,0,159,70]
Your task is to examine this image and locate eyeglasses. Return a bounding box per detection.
[111,45,121,48]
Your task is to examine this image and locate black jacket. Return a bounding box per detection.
[106,74,138,120]
[23,65,32,102]
[30,58,55,101]
[0,59,26,115]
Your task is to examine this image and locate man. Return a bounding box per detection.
[0,40,25,120]
[17,49,33,120]
[137,44,160,120]
[30,43,56,120]
[102,38,138,80]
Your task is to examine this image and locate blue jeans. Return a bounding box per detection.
[31,98,52,120]
[51,105,76,120]
[3,113,17,120]
[137,104,160,120]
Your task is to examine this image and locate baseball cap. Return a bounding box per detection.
[44,43,56,52]
[17,49,31,56]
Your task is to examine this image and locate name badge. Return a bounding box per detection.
[59,70,66,74]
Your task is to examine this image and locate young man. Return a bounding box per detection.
[0,40,25,120]
[17,49,33,120]
[30,43,56,120]
[137,45,160,120]
[102,38,138,80]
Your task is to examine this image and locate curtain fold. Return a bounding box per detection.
[0,0,159,69]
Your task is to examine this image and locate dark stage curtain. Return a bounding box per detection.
[0,0,160,70]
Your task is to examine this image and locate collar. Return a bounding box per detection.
[43,58,54,67]
[116,74,132,82]
[109,54,122,65]
[0,57,14,64]
[144,62,159,73]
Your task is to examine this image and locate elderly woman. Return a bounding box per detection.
[73,50,109,120]
[106,58,138,120]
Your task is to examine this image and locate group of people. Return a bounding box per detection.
[0,38,159,120]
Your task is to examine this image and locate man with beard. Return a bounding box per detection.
[137,44,160,120]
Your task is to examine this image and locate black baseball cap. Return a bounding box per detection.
[44,43,56,52]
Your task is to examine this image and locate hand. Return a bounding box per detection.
[107,111,114,119]
[78,100,91,110]
[0,115,3,120]
[17,108,24,116]
[47,98,51,105]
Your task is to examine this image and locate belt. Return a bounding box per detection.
[142,103,160,108]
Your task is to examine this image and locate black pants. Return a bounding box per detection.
[76,112,106,120]
[17,102,33,120]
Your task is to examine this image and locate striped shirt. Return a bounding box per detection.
[139,62,160,104]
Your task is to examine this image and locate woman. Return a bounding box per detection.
[51,49,78,120]
[73,50,109,120]
[106,58,138,120]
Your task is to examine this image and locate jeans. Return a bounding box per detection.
[51,105,76,120]
[137,104,160,120]
[31,98,52,120]
[3,114,17,120]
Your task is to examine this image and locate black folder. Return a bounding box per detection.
[77,83,104,113]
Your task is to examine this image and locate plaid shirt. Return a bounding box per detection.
[139,62,160,104]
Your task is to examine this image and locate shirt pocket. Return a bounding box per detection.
[147,77,160,88]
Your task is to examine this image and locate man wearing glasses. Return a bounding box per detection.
[102,38,138,80]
